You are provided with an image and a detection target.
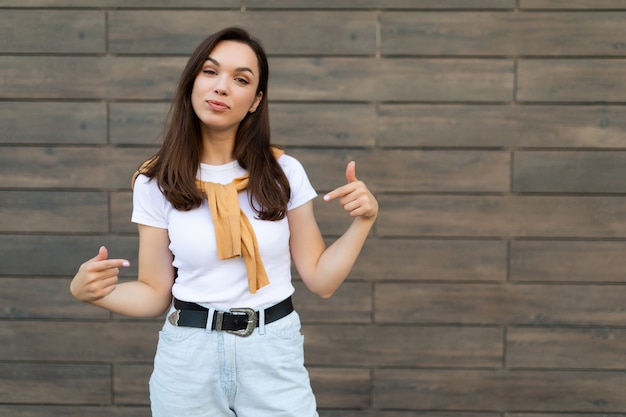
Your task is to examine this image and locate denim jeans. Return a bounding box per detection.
[149,309,318,417]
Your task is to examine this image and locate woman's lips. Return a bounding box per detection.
[207,100,229,111]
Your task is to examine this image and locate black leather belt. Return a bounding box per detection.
[167,297,294,337]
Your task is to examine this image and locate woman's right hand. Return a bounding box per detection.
[70,246,130,303]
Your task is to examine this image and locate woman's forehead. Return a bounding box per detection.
[207,40,259,72]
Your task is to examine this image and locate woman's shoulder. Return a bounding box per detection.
[276,152,306,174]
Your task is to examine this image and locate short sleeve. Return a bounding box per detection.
[278,154,318,211]
[131,174,169,229]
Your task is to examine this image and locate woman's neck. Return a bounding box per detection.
[200,129,236,165]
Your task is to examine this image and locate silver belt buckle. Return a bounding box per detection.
[217,307,256,337]
[168,309,180,326]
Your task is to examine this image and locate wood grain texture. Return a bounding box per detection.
[303,324,502,367]
[373,369,626,412]
[0,10,105,53]
[245,0,516,8]
[0,321,159,362]
[513,151,626,193]
[376,283,626,325]
[0,363,111,404]
[0,0,237,6]
[291,148,510,193]
[378,104,626,148]
[269,58,514,102]
[352,239,507,281]
[0,191,108,233]
[0,146,155,189]
[378,195,626,238]
[271,103,376,147]
[0,56,185,99]
[0,102,107,144]
[0,406,150,417]
[0,278,108,319]
[109,11,376,55]
[507,327,626,369]
[520,0,626,8]
[381,12,626,56]
[510,240,626,282]
[109,102,168,145]
[518,59,626,102]
[0,235,138,276]
[3,3,626,415]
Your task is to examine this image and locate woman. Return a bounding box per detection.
[70,27,377,417]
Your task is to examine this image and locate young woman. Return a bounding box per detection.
[70,27,377,417]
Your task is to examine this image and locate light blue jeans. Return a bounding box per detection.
[149,309,318,417]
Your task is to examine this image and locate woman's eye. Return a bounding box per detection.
[202,69,217,75]
[235,77,249,85]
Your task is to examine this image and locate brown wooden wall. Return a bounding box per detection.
[1,1,626,416]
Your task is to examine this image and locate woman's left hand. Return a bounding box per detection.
[323,161,378,220]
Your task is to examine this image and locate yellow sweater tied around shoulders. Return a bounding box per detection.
[133,148,284,294]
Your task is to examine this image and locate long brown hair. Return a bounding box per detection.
[141,27,290,221]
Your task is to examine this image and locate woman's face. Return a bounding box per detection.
[191,40,263,136]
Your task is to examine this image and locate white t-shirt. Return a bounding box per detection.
[131,154,318,310]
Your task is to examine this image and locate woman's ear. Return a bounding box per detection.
[249,91,263,113]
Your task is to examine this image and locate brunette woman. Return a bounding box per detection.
[70,26,377,417]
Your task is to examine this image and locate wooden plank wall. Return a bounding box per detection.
[1,0,626,416]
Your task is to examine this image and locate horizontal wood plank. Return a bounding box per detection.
[291,149,510,193]
[0,406,150,417]
[0,10,105,53]
[0,321,159,362]
[270,58,514,102]
[109,11,376,55]
[319,413,501,417]
[373,369,626,412]
[0,0,513,8]
[378,104,626,148]
[376,283,626,325]
[271,103,376,148]
[0,0,237,6]
[510,240,626,283]
[353,239,507,281]
[0,56,185,100]
[245,0,516,8]
[507,327,626,369]
[382,12,626,56]
[0,191,108,233]
[513,151,626,193]
[0,102,106,145]
[0,363,110,404]
[293,281,372,324]
[110,192,135,234]
[0,235,138,276]
[520,0,626,9]
[0,146,155,189]
[518,59,626,102]
[309,367,370,409]
[109,102,168,145]
[113,364,151,405]
[303,324,502,367]
[378,195,626,238]
[0,278,108,319]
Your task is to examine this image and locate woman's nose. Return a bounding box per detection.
[214,77,228,95]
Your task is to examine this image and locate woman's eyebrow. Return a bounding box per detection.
[205,57,255,75]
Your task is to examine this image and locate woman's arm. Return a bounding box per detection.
[288,161,378,298]
[70,224,175,317]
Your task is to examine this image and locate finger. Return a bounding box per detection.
[86,259,130,273]
[90,246,108,262]
[324,162,358,201]
[345,161,357,184]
